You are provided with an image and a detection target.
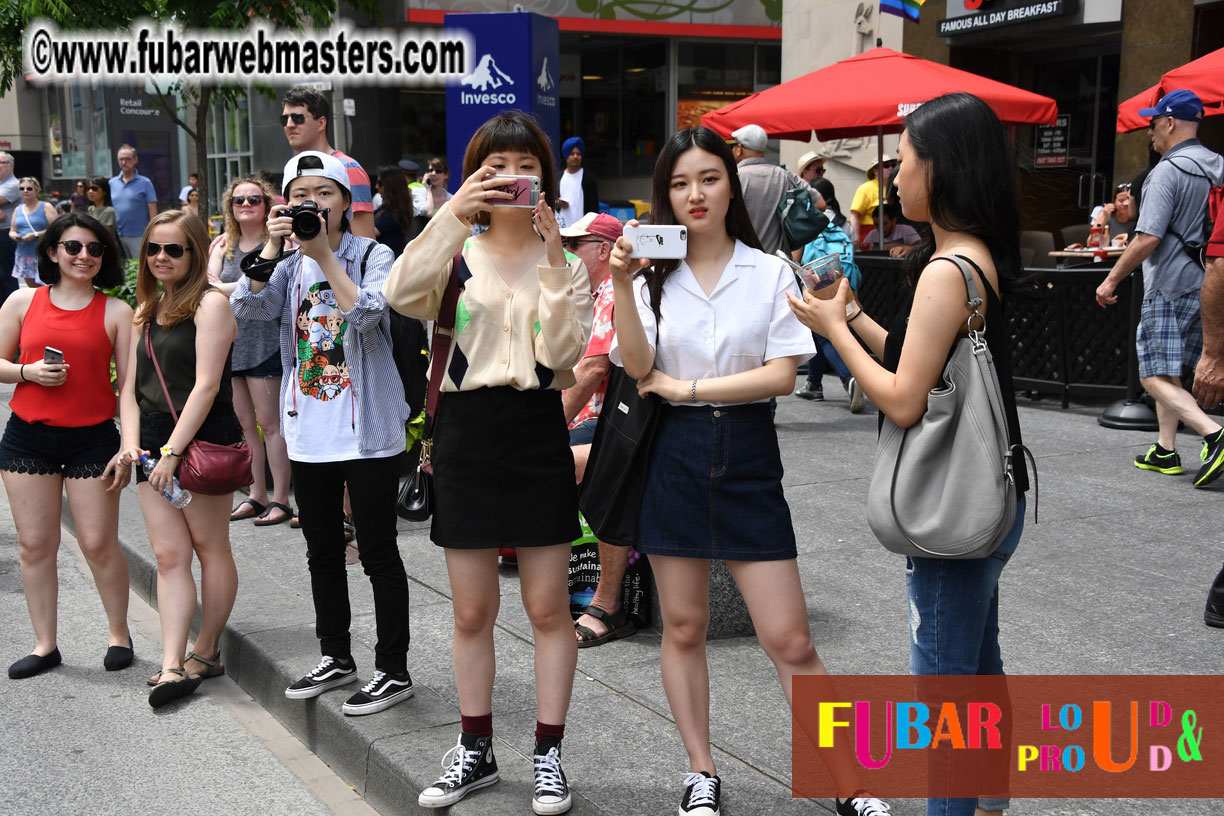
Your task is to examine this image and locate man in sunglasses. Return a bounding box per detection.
[1096,89,1224,491]
[280,87,375,240]
[0,152,19,303]
[796,150,828,184]
[109,144,159,261]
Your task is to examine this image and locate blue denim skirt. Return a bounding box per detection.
[636,402,798,561]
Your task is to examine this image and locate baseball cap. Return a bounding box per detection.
[730,124,768,153]
[282,151,350,197]
[1138,89,1204,122]
[797,150,828,172]
[398,158,420,173]
[559,212,623,242]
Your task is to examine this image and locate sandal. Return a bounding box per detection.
[148,667,202,708]
[253,502,294,527]
[230,498,267,521]
[185,649,225,680]
[575,604,636,648]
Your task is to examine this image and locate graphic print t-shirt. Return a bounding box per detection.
[283,257,360,462]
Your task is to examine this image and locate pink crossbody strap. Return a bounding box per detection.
[144,323,181,424]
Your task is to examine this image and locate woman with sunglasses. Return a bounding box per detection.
[0,212,134,679]
[117,210,242,708]
[9,177,59,288]
[207,176,293,527]
[71,181,89,213]
[85,176,117,236]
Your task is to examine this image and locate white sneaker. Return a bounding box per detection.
[847,377,867,414]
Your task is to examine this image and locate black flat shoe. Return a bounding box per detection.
[9,649,63,679]
[148,668,202,708]
[104,640,134,671]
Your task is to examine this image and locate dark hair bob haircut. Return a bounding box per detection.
[37,211,123,288]
[645,126,761,318]
[900,92,1022,292]
[461,111,557,227]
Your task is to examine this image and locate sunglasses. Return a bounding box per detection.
[231,195,266,207]
[280,113,308,126]
[563,238,603,250]
[146,242,191,259]
[87,185,101,191]
[58,240,106,257]
[19,186,35,192]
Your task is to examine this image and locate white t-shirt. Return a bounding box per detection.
[282,255,399,462]
[610,240,815,405]
[557,168,583,228]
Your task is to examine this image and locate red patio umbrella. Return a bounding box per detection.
[1117,85,1160,133]
[701,47,1057,142]
[1159,46,1224,110]
[701,47,1056,248]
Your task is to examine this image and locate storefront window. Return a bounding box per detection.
[400,90,447,161]
[677,41,780,137]
[578,39,667,179]
[206,92,255,210]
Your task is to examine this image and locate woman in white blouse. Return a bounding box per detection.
[609,126,887,816]
[384,112,593,815]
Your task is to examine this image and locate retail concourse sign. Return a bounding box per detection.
[938,0,1077,37]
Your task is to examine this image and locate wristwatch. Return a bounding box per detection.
[160,443,178,458]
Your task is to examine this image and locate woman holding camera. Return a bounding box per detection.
[609,126,886,816]
[231,151,414,718]
[207,176,293,527]
[788,93,1030,816]
[0,213,134,679]
[384,111,592,815]
[117,210,242,708]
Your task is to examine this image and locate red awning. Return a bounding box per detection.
[1117,49,1224,133]
[1117,85,1160,133]
[701,47,1057,141]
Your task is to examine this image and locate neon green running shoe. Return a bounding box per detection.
[1135,443,1184,475]
[1193,429,1224,488]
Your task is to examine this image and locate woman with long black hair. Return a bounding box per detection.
[789,92,1031,816]
[609,126,886,816]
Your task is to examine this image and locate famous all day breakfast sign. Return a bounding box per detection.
[938,0,1077,36]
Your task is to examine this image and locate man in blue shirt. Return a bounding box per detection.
[109,144,158,259]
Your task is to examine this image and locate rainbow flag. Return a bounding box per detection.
[880,0,925,22]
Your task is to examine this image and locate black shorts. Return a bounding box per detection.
[0,414,119,479]
[135,409,244,484]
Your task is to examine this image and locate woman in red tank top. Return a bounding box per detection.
[0,212,136,680]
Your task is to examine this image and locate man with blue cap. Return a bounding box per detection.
[1096,89,1224,490]
[556,137,599,229]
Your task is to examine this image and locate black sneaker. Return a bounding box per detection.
[1207,562,1224,629]
[836,794,891,815]
[679,772,720,816]
[531,746,571,814]
[418,733,500,808]
[284,656,358,699]
[795,382,824,401]
[1193,428,1224,487]
[1134,443,1184,475]
[342,670,414,715]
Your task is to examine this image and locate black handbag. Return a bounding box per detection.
[396,251,464,522]
[577,364,662,547]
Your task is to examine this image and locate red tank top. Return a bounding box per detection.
[11,288,117,427]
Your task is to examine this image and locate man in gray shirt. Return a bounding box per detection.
[730,124,824,256]
[0,152,20,303]
[1096,90,1224,488]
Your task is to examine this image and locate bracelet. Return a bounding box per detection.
[19,364,26,382]
[690,378,698,403]
[847,308,864,324]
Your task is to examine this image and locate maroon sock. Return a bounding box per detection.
[461,713,493,738]
[534,721,565,755]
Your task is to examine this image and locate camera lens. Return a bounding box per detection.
[293,210,321,240]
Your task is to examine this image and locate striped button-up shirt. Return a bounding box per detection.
[230,231,411,457]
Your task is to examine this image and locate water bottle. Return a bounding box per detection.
[139,453,192,508]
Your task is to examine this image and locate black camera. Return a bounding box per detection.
[279,200,330,241]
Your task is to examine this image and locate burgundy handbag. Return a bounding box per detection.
[144,325,254,495]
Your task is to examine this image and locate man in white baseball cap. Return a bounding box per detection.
[729,124,825,255]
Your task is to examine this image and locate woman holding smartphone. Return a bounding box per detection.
[0,213,134,679]
[608,126,887,816]
[385,111,592,815]
[788,93,1030,816]
[117,210,242,708]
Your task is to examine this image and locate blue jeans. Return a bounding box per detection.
[807,332,851,386]
[906,496,1025,816]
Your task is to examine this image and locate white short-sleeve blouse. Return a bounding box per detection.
[610,239,815,406]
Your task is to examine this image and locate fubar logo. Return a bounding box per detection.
[460,53,515,104]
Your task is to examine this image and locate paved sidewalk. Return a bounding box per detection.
[4,378,1222,815]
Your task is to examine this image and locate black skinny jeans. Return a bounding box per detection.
[291,454,409,674]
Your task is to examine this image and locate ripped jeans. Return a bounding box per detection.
[905,496,1025,816]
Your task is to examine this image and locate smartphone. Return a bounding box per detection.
[624,225,688,259]
[485,174,541,208]
[43,346,64,365]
